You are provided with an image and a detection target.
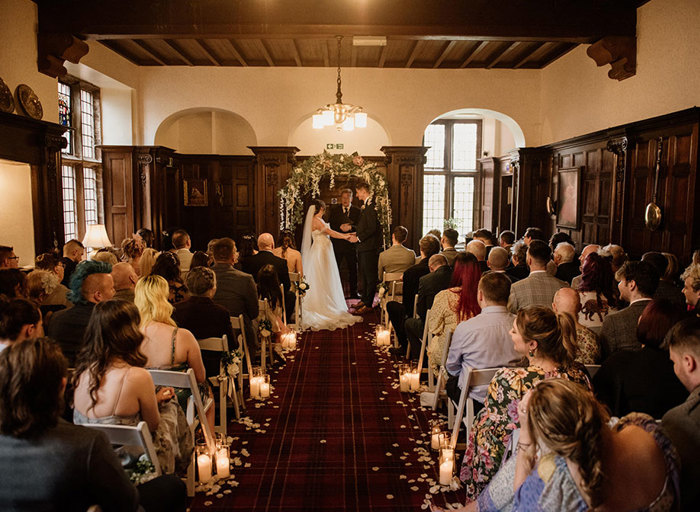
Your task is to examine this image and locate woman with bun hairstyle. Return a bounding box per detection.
[0,296,42,352]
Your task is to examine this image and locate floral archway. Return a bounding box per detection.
[278,151,392,244]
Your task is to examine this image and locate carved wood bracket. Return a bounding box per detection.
[38,33,90,78]
[136,153,153,189]
[606,136,628,181]
[586,36,636,81]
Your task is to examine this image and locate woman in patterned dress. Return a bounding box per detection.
[459,305,590,501]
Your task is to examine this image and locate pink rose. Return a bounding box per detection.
[353,156,364,166]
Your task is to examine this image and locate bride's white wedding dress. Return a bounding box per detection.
[300,207,362,331]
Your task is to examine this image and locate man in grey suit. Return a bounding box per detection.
[211,237,259,349]
[662,318,700,511]
[377,225,416,279]
[600,260,659,357]
[440,228,459,266]
[507,240,566,313]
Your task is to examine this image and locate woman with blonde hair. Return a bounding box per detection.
[140,247,158,277]
[460,305,590,501]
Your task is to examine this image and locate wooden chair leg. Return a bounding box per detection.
[186,452,195,497]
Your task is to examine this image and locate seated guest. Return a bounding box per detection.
[643,251,686,308]
[189,250,211,271]
[446,379,679,512]
[663,317,700,510]
[136,227,155,249]
[498,230,515,254]
[121,237,144,276]
[257,264,291,354]
[26,269,61,319]
[427,229,442,240]
[0,268,27,298]
[91,248,118,266]
[600,260,659,356]
[0,245,19,268]
[507,240,566,313]
[440,228,460,266]
[173,267,235,378]
[150,252,189,304]
[459,305,589,501]
[234,234,258,271]
[47,261,114,365]
[548,231,574,253]
[576,252,619,333]
[35,252,71,309]
[111,262,138,302]
[571,243,600,289]
[0,337,187,511]
[553,242,579,284]
[211,238,259,350]
[444,273,519,406]
[663,251,681,284]
[595,299,687,418]
[522,226,545,246]
[378,225,416,279]
[386,234,440,356]
[272,231,303,274]
[601,243,628,273]
[552,287,600,364]
[73,300,193,476]
[60,239,84,286]
[681,263,700,316]
[243,233,294,323]
[484,247,511,279]
[140,247,158,277]
[472,229,495,257]
[426,253,481,373]
[505,240,529,282]
[170,229,193,275]
[0,296,42,352]
[466,240,489,273]
[405,254,452,361]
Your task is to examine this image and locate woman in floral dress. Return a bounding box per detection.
[427,252,481,374]
[460,305,590,501]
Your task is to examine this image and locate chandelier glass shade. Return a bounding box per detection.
[312,36,367,131]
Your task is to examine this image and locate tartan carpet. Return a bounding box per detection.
[188,313,467,511]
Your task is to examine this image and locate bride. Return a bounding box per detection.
[300,199,363,331]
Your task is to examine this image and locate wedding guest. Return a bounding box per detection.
[643,252,686,307]
[91,248,119,266]
[427,229,442,240]
[257,264,290,355]
[150,252,189,304]
[440,228,459,266]
[571,243,600,289]
[0,296,42,352]
[0,245,19,269]
[0,337,188,511]
[552,287,600,364]
[663,251,681,284]
[460,305,589,501]
[576,252,619,333]
[47,261,114,364]
[170,229,193,275]
[140,247,159,277]
[136,227,155,249]
[553,242,579,284]
[602,243,628,273]
[378,225,416,278]
[426,252,481,373]
[0,268,27,298]
[60,239,84,286]
[111,262,138,302]
[121,237,144,276]
[663,317,700,510]
[522,227,545,246]
[25,270,61,320]
[189,250,211,270]
[484,247,510,279]
[507,241,566,313]
[505,240,529,282]
[472,229,495,257]
[548,231,574,253]
[466,240,489,273]
[73,300,193,476]
[595,299,687,418]
[235,234,258,271]
[35,252,71,309]
[498,230,515,253]
[680,263,700,316]
[273,231,303,275]
[444,272,519,406]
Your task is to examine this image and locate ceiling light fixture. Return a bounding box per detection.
[312,35,367,131]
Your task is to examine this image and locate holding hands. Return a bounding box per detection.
[346,233,359,243]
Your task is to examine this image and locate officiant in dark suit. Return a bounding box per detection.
[329,188,361,299]
[352,182,382,314]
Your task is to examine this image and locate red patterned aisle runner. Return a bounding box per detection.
[188,316,467,511]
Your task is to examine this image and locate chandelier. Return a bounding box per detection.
[312,35,367,131]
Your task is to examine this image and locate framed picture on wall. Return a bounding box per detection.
[184,179,208,207]
[556,167,582,229]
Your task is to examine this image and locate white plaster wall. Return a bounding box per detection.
[0,160,35,265]
[289,114,390,156]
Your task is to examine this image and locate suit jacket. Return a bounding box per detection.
[599,298,652,356]
[212,263,259,322]
[242,250,291,292]
[356,200,381,253]
[507,271,567,313]
[478,260,489,274]
[329,203,361,254]
[506,263,529,283]
[441,248,459,267]
[401,258,430,316]
[555,261,580,284]
[662,386,700,510]
[46,302,95,365]
[654,280,686,308]
[378,244,416,280]
[416,265,453,320]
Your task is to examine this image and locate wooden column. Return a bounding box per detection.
[381,146,428,252]
[479,157,501,232]
[509,147,553,238]
[249,146,299,239]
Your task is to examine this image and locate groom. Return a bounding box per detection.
[352,182,381,314]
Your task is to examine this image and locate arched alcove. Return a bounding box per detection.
[288,113,391,156]
[429,108,526,153]
[154,108,257,155]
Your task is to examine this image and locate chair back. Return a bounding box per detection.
[230,314,253,377]
[585,364,601,378]
[198,334,229,354]
[412,294,419,319]
[83,421,162,476]
[289,272,300,283]
[383,271,403,283]
[279,283,287,325]
[450,366,500,449]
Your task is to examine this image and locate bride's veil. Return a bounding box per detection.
[300,204,315,270]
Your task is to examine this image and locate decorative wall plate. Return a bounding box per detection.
[16,84,43,120]
[0,78,13,113]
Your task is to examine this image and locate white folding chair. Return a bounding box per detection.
[289,271,302,327]
[149,368,215,497]
[257,299,276,372]
[279,283,287,327]
[449,367,500,449]
[404,294,420,357]
[230,314,253,393]
[585,364,601,378]
[381,271,403,328]
[83,421,162,476]
[198,334,240,429]
[432,330,456,428]
[415,308,435,390]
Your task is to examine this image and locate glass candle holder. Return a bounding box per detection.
[196,441,213,483]
[408,364,420,392]
[259,373,271,399]
[281,331,297,350]
[398,363,411,392]
[375,326,391,346]
[439,441,455,485]
[250,366,263,399]
[430,422,447,450]
[215,437,230,479]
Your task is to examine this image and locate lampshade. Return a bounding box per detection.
[341,116,355,131]
[312,114,324,129]
[355,112,367,128]
[82,224,112,248]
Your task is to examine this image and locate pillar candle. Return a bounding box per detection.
[260,382,270,398]
[377,329,390,346]
[439,459,454,485]
[399,373,410,392]
[409,372,420,391]
[197,453,212,483]
[250,376,261,398]
[216,449,230,478]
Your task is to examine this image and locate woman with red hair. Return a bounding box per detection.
[426,252,482,374]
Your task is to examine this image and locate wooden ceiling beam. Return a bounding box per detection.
[378,44,388,67]
[513,42,546,69]
[460,41,489,68]
[259,39,275,66]
[405,40,423,68]
[162,39,195,65]
[433,40,457,68]
[226,39,248,66]
[132,39,168,65]
[537,42,578,68]
[291,39,302,66]
[486,41,522,69]
[99,39,142,65]
[193,39,221,66]
[323,40,330,67]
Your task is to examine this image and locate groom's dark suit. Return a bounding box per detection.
[329,203,361,297]
[355,199,382,308]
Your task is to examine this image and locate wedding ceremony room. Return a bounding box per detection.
[2,0,700,510]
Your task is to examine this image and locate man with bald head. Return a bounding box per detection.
[47,260,115,364]
[111,262,138,302]
[485,247,511,279]
[242,233,294,322]
[467,240,489,273]
[552,287,601,364]
[571,244,600,289]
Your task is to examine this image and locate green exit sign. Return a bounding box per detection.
[326,143,344,150]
